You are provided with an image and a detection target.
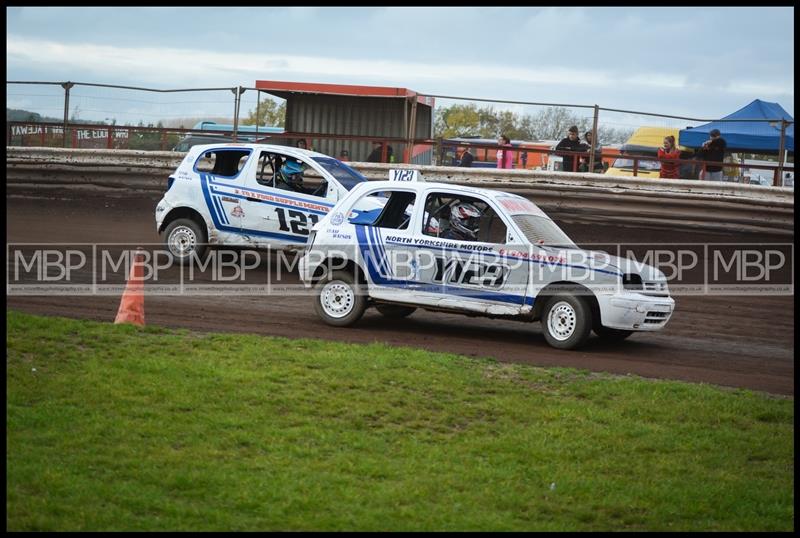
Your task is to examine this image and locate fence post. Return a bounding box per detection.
[406,95,418,164]
[255,90,261,140]
[231,86,243,142]
[589,104,599,173]
[776,120,787,186]
[61,81,74,148]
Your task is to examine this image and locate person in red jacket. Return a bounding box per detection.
[658,135,681,179]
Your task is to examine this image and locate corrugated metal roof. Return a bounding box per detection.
[253,80,433,163]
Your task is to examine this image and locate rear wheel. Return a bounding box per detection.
[313,270,367,327]
[541,294,592,350]
[375,304,417,318]
[163,218,207,266]
[594,325,634,341]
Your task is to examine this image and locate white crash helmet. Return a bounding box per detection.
[449,202,481,240]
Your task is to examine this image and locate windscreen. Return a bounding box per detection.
[511,215,576,248]
[612,158,661,171]
[314,157,368,190]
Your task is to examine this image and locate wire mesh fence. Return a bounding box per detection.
[6,80,794,186]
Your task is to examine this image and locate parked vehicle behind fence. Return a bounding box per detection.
[172,121,284,152]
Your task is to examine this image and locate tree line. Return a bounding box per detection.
[434,103,634,144]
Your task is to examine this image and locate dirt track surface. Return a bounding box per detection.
[6,195,795,396]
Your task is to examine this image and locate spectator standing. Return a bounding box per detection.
[459,146,474,167]
[555,125,583,172]
[580,131,604,173]
[698,129,727,181]
[296,138,308,150]
[657,135,681,179]
[366,142,395,163]
[496,135,514,169]
[366,142,383,163]
[339,149,350,162]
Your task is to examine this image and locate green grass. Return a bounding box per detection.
[6,310,794,531]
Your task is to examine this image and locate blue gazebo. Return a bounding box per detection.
[679,99,794,153]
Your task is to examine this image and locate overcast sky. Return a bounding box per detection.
[6,6,795,125]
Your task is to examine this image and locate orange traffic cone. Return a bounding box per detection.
[114,248,145,326]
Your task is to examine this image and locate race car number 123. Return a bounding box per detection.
[274,207,320,235]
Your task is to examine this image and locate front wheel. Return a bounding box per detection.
[541,294,592,350]
[375,304,417,319]
[594,325,634,341]
[313,270,367,327]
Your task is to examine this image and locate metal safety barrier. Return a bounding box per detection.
[6,147,794,236]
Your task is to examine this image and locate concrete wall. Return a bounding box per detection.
[7,147,794,236]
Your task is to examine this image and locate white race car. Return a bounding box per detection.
[155,143,380,263]
[299,173,675,350]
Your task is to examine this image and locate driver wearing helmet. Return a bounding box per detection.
[277,160,310,194]
[443,202,482,241]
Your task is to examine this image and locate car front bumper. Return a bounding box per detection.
[597,292,675,331]
[297,252,315,288]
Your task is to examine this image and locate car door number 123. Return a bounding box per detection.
[274,207,320,235]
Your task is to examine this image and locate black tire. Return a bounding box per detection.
[375,304,417,318]
[162,217,207,266]
[594,325,634,341]
[313,270,367,327]
[541,294,593,350]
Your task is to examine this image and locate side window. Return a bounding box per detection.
[348,191,414,230]
[478,208,509,244]
[256,151,280,186]
[421,193,507,244]
[257,151,328,197]
[301,162,327,197]
[194,149,251,178]
[195,151,216,172]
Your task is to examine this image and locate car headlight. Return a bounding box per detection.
[622,273,643,291]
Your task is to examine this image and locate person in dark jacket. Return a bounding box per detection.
[459,146,474,167]
[579,131,604,173]
[554,125,583,172]
[366,142,394,163]
[697,129,727,181]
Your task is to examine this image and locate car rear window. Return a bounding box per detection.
[194,149,252,178]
